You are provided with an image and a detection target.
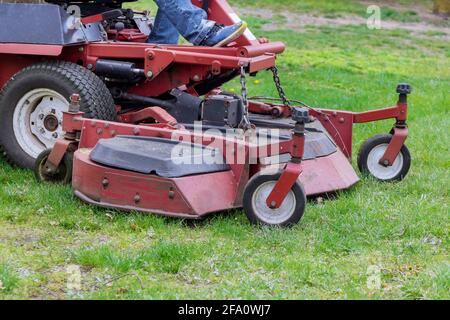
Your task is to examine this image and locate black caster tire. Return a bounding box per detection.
[243,171,306,227]
[357,134,411,182]
[34,149,73,184]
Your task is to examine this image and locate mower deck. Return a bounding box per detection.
[68,115,359,219]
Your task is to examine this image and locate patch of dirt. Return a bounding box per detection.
[0,225,43,247]
[237,6,450,39]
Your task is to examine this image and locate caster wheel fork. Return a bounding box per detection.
[243,171,307,227]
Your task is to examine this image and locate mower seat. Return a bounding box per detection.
[89,136,231,178]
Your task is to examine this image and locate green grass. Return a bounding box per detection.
[230,0,367,15]
[71,241,200,274]
[0,1,449,299]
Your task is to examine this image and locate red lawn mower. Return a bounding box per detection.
[0,0,411,226]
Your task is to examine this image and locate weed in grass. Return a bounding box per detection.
[150,241,200,274]
[70,246,144,273]
[0,264,19,293]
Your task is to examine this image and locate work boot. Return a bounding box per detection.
[200,21,247,47]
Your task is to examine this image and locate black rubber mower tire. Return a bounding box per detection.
[357,134,411,182]
[243,171,307,227]
[0,61,116,169]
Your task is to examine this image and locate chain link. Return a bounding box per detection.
[238,64,291,129]
[270,66,291,107]
[240,65,248,107]
[239,65,251,128]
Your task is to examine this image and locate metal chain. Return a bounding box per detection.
[270,66,291,107]
[239,65,251,128]
[240,65,248,107]
[238,65,291,128]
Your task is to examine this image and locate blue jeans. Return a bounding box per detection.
[148,0,215,45]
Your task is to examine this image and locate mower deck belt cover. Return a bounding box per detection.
[89,136,231,178]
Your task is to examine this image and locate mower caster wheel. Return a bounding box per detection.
[357,134,411,182]
[34,149,73,184]
[243,171,306,227]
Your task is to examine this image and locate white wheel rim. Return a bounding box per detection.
[367,143,404,180]
[13,89,69,158]
[252,181,296,225]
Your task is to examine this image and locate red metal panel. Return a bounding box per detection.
[72,151,195,215]
[0,54,40,89]
[70,115,293,164]
[62,111,84,133]
[144,49,175,79]
[259,150,359,196]
[0,43,63,56]
[72,151,239,218]
[118,107,177,126]
[310,110,354,159]
[175,170,239,215]
[300,150,359,195]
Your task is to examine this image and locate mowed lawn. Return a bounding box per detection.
[0,1,449,299]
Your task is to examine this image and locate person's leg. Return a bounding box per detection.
[153,0,215,45]
[147,9,180,44]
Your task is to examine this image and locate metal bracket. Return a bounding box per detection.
[379,127,408,166]
[265,162,303,209]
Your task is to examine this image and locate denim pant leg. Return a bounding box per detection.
[152,0,215,45]
[148,9,180,44]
